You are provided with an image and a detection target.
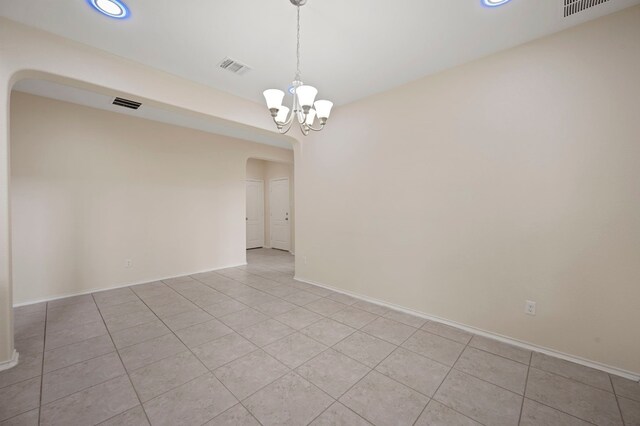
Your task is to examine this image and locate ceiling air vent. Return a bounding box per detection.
[218,57,251,76]
[112,97,142,110]
[564,0,611,17]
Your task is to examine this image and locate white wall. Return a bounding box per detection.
[295,7,640,374]
[10,92,293,304]
[246,158,295,252]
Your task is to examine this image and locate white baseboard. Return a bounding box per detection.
[0,350,19,372]
[294,275,640,381]
[13,262,248,308]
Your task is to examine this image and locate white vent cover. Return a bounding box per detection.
[218,57,251,75]
[564,0,611,17]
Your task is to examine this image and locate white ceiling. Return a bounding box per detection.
[2,0,639,107]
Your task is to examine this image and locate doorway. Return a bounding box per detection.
[246,158,294,253]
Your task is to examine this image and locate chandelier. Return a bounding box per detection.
[263,0,333,136]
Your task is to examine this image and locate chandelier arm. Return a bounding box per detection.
[306,123,325,132]
[297,121,310,136]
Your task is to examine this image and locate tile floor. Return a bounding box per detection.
[1,248,639,425]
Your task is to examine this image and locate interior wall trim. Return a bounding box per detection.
[12,262,248,308]
[0,350,19,372]
[294,275,640,381]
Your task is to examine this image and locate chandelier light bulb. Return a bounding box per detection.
[296,85,318,109]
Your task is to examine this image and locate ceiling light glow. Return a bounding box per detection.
[87,0,130,19]
[482,0,513,7]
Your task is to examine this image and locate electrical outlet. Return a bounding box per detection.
[303,256,308,265]
[125,259,133,268]
[525,300,536,316]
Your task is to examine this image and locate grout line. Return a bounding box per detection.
[37,301,48,425]
[518,363,531,425]
[610,374,627,426]
[92,293,154,426]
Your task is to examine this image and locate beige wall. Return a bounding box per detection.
[10,92,293,305]
[246,158,295,252]
[295,6,640,374]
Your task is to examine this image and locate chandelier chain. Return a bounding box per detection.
[296,4,301,80]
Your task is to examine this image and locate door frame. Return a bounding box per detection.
[269,177,291,252]
[246,179,265,249]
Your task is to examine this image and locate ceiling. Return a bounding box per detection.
[2,0,639,108]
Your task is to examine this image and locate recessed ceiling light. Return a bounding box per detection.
[482,0,513,7]
[87,0,130,19]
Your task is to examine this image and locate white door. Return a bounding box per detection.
[246,180,264,249]
[270,178,290,251]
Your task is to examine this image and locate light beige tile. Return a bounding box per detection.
[148,298,199,318]
[129,351,207,402]
[214,350,289,400]
[415,400,481,426]
[234,291,279,307]
[376,347,450,397]
[284,291,322,306]
[202,299,248,317]
[0,377,41,422]
[47,294,94,309]
[110,320,170,349]
[352,300,390,316]
[0,343,43,389]
[300,318,356,346]
[45,319,107,350]
[310,402,372,426]
[520,398,592,426]
[103,310,158,333]
[468,335,531,365]
[218,309,269,330]
[244,372,333,426]
[162,309,213,331]
[333,331,396,368]
[40,375,138,426]
[326,292,358,306]
[41,352,125,404]
[454,347,528,394]
[98,300,149,319]
[421,321,473,344]
[384,310,427,328]
[531,352,613,392]
[402,330,465,366]
[619,396,640,426]
[174,319,233,348]
[434,369,522,426]
[612,375,640,402]
[525,367,622,425]
[253,299,297,317]
[305,298,348,317]
[237,319,295,347]
[263,333,327,369]
[93,288,139,308]
[296,348,370,398]
[0,408,39,426]
[275,307,323,330]
[330,307,377,329]
[192,333,257,370]
[362,317,416,345]
[119,333,187,372]
[43,334,114,373]
[205,404,260,426]
[340,371,429,426]
[99,405,149,426]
